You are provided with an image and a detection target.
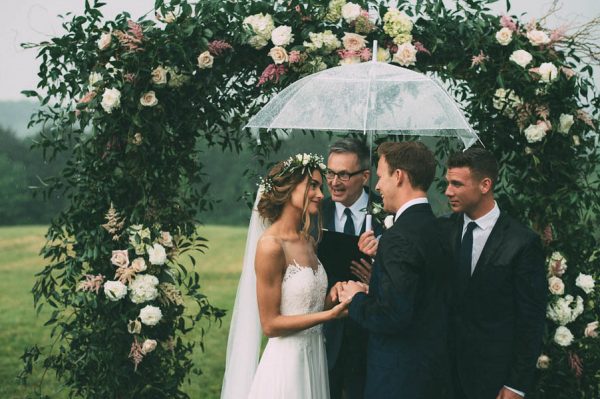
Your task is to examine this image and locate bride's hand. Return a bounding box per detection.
[329,299,350,319]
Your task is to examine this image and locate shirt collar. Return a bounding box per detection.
[463,201,500,230]
[335,189,369,220]
[394,197,429,221]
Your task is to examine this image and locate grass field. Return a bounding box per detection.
[0,224,247,399]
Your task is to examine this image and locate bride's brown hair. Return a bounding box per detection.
[257,161,323,241]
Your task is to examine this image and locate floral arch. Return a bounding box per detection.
[20,0,600,397]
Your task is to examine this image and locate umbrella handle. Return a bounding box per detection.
[365,214,372,232]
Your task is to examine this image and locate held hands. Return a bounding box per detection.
[338,280,369,303]
[358,231,378,257]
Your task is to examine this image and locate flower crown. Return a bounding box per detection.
[259,153,327,194]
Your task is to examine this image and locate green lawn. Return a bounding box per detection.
[0,224,246,399]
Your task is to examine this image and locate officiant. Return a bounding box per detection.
[318,138,383,399]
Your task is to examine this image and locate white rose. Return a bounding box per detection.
[495,28,513,46]
[558,114,574,134]
[538,62,558,82]
[111,249,129,268]
[268,46,289,64]
[377,48,391,63]
[249,35,268,50]
[244,13,274,39]
[393,43,417,67]
[197,51,214,69]
[140,91,159,107]
[575,273,595,294]
[101,88,121,114]
[103,280,127,301]
[509,50,533,68]
[384,215,395,229]
[160,231,173,248]
[341,3,362,23]
[131,257,147,273]
[98,32,112,50]
[151,66,168,85]
[89,72,103,87]
[536,354,550,369]
[548,276,565,295]
[141,339,157,354]
[585,321,599,338]
[129,274,159,304]
[148,243,167,265]
[554,326,574,347]
[139,305,162,326]
[527,29,551,46]
[573,135,581,146]
[127,319,142,334]
[342,32,366,51]
[523,124,546,143]
[271,25,294,47]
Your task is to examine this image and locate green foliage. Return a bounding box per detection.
[18,0,600,397]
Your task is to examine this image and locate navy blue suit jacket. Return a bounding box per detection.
[348,203,451,399]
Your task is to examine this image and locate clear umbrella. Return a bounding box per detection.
[246,44,479,148]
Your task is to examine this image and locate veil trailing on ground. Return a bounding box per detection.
[220,188,268,399]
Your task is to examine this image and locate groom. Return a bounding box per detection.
[341,141,450,398]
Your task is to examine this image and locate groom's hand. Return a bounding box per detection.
[496,387,524,399]
[339,281,368,302]
[358,231,378,257]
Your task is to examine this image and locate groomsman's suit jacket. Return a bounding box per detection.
[348,203,450,399]
[319,193,383,399]
[445,212,546,398]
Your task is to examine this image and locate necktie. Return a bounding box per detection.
[343,208,355,235]
[459,222,477,287]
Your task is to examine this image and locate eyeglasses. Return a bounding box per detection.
[325,169,367,182]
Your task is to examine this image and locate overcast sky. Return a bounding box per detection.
[1,0,598,101]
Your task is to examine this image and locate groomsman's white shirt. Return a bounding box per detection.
[461,201,525,398]
[334,190,368,236]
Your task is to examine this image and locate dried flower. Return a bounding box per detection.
[129,337,145,371]
[568,352,583,379]
[78,274,105,294]
[101,203,125,240]
[257,64,287,86]
[207,40,233,56]
[471,50,488,68]
[113,20,144,52]
[159,283,184,306]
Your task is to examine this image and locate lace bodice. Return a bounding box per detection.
[280,260,328,335]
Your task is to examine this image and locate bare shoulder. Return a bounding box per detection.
[255,235,286,273]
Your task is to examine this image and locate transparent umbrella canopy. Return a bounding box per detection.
[246,53,480,149]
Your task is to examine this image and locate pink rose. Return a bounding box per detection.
[111,250,129,268]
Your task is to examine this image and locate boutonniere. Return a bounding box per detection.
[367,201,394,230]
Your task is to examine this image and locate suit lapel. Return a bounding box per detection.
[322,198,336,232]
[471,213,508,280]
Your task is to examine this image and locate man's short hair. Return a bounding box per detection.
[377,141,435,192]
[329,138,370,170]
[447,147,498,186]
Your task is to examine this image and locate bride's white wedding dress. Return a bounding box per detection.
[248,246,330,399]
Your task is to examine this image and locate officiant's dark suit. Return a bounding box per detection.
[320,194,384,399]
[443,148,546,399]
[317,138,383,399]
[347,142,451,399]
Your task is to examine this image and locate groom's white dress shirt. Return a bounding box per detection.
[462,201,524,398]
[394,197,429,222]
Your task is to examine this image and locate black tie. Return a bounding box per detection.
[459,222,477,287]
[343,208,355,235]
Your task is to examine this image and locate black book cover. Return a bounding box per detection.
[317,229,368,287]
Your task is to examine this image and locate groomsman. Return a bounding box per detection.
[443,148,546,399]
[320,138,382,399]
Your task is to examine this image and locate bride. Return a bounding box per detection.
[221,153,350,399]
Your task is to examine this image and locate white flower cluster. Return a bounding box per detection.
[492,88,521,117]
[139,305,162,326]
[304,31,341,54]
[129,274,160,304]
[244,13,275,50]
[341,3,362,23]
[548,251,567,276]
[383,9,413,45]
[547,295,584,326]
